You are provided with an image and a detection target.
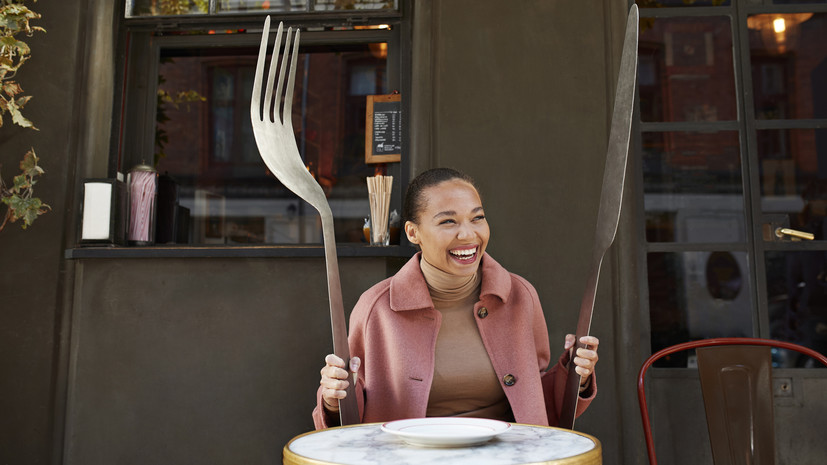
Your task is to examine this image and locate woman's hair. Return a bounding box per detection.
[403,167,479,224]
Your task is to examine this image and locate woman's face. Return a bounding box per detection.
[404,179,490,276]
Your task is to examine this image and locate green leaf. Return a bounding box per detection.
[0,17,17,30]
[14,94,30,107]
[12,38,29,55]
[0,35,17,48]
[6,194,46,228]
[3,80,21,96]
[20,149,36,166]
[20,198,43,226]
[12,172,29,192]
[7,95,35,129]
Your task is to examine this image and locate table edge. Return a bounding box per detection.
[283,422,602,465]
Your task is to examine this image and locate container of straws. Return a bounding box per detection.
[367,175,393,246]
[127,163,158,246]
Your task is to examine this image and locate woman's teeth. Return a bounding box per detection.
[450,247,477,260]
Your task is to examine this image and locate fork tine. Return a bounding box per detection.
[250,16,270,122]
[264,22,283,123]
[273,27,293,125]
[283,29,300,132]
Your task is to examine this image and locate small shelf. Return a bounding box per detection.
[66,244,417,259]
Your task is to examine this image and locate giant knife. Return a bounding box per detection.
[558,4,639,430]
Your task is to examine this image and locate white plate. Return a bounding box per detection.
[380,417,511,447]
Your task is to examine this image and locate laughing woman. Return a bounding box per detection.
[313,168,599,429]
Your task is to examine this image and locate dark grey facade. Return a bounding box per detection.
[2,1,825,464]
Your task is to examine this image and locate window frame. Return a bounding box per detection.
[107,3,411,250]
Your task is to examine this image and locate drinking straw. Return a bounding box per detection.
[367,175,393,244]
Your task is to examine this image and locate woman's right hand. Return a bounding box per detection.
[320,354,361,413]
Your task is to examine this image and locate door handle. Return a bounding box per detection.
[775,227,815,241]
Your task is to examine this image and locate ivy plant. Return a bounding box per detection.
[0,0,48,232]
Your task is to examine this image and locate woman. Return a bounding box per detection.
[313,168,599,429]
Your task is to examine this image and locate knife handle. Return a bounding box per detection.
[338,363,360,425]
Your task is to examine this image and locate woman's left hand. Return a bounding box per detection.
[564,334,599,386]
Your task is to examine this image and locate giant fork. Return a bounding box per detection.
[250,17,359,426]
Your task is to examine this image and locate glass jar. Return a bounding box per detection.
[127,163,158,245]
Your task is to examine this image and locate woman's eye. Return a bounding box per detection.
[473,215,486,222]
[439,219,456,225]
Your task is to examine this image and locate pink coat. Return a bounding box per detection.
[313,253,595,429]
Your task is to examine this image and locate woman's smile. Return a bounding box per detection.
[449,245,478,262]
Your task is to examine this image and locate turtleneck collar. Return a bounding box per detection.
[419,256,481,303]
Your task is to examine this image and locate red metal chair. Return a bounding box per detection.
[637,337,827,465]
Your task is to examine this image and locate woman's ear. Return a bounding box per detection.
[404,221,419,245]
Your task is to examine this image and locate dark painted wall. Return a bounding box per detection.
[63,257,398,464]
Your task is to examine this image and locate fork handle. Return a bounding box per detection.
[320,213,360,425]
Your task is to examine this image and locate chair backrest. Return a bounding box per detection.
[637,337,827,465]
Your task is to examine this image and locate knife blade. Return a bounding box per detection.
[557,4,639,430]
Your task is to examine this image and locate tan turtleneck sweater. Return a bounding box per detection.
[420,257,512,421]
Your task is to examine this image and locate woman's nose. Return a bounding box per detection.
[457,223,474,240]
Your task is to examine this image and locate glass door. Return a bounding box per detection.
[636,0,827,366]
[750,7,827,364]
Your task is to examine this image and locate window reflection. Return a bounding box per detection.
[749,13,827,119]
[313,0,397,10]
[643,131,743,242]
[766,251,827,364]
[639,16,736,122]
[649,251,753,365]
[155,43,388,244]
[128,0,209,16]
[759,129,827,234]
[127,0,397,16]
[217,0,308,12]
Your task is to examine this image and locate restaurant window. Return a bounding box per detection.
[118,3,404,245]
[635,0,827,364]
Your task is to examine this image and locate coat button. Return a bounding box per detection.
[477,307,489,319]
[503,374,516,386]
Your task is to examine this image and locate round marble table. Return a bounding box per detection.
[283,423,601,465]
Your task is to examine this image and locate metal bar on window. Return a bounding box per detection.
[638,6,734,17]
[647,242,750,253]
[754,119,827,130]
[640,121,741,132]
[743,4,827,15]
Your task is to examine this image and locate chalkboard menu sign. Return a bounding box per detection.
[365,93,401,164]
